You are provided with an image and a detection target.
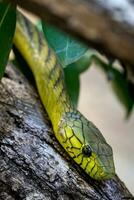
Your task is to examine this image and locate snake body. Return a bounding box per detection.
[14,13,115,180]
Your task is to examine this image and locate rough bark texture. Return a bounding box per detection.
[8,0,134,71]
[0,64,133,200]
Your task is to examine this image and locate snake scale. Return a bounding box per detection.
[13,12,115,180]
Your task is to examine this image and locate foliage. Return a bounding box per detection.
[0,1,16,79]
[41,22,134,115]
[93,56,133,117]
[42,23,88,66]
[0,4,133,117]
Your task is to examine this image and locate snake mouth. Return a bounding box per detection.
[98,171,115,180]
[90,165,115,180]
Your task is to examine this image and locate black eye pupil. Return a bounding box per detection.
[82,145,92,157]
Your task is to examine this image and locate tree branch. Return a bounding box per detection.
[8,0,134,70]
[0,64,133,199]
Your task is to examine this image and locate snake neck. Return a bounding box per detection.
[14,13,73,132]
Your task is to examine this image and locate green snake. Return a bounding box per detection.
[13,12,115,180]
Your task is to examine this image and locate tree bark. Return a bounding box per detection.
[8,0,134,70]
[0,64,133,199]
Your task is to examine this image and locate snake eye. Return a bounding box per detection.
[82,145,92,157]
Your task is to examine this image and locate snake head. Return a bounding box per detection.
[57,111,115,180]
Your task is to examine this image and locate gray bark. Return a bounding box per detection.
[0,64,133,199]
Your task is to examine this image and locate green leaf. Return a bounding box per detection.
[72,50,94,74]
[110,68,133,118]
[0,1,16,79]
[64,50,94,106]
[42,22,88,66]
[64,65,80,108]
[93,55,134,117]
